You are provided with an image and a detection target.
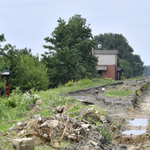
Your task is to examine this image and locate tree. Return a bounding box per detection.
[119,59,133,79]
[0,34,8,92]
[0,34,49,92]
[18,54,49,91]
[42,14,98,87]
[94,33,144,78]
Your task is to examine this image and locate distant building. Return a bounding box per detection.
[93,50,121,80]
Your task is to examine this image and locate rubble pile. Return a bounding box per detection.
[9,106,118,150]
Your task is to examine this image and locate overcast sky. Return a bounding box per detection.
[1,0,150,65]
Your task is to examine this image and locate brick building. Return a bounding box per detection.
[93,50,119,80]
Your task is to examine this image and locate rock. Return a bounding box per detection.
[12,138,34,150]
[68,134,79,141]
[79,108,94,118]
[35,100,42,105]
[18,129,26,136]
[76,99,94,105]
[50,120,59,128]
[81,119,90,124]
[51,140,60,148]
[100,115,107,123]
[55,105,66,113]
[79,128,86,136]
[34,114,42,124]
[17,122,24,126]
[9,125,16,131]
[110,125,117,132]
[40,121,51,128]
[90,140,98,146]
[102,88,105,91]
[43,134,48,137]
[81,124,91,128]
[81,145,90,150]
[99,135,106,144]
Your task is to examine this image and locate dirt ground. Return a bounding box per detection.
[67,79,150,149]
[109,81,150,149]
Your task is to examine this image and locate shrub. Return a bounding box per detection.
[65,80,74,87]
[80,79,94,87]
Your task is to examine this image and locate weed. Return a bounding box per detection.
[99,125,112,143]
[104,90,134,97]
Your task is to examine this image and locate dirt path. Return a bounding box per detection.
[65,79,150,149]
[113,93,150,149]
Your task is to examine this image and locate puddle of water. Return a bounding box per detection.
[122,130,146,135]
[128,118,148,126]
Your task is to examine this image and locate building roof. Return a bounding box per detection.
[93,50,118,55]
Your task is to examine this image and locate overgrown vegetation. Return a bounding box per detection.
[0,78,116,149]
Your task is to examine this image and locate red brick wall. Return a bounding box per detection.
[97,65,116,80]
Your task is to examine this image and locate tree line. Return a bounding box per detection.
[0,14,144,93]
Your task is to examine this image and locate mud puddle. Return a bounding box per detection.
[122,118,148,135]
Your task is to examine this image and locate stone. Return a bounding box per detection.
[68,134,79,141]
[102,88,105,91]
[43,134,48,137]
[12,138,34,150]
[90,140,98,146]
[79,108,94,118]
[55,105,66,113]
[80,128,86,136]
[99,135,105,144]
[35,100,42,105]
[18,130,26,136]
[40,121,51,128]
[81,124,91,128]
[82,145,90,150]
[51,140,60,148]
[17,122,24,126]
[34,114,42,124]
[100,115,107,123]
[50,120,59,128]
[9,125,16,131]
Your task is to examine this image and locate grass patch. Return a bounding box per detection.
[104,89,134,97]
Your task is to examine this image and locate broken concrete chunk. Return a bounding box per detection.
[90,140,98,146]
[9,125,16,131]
[50,120,59,128]
[18,129,26,136]
[99,135,106,144]
[79,108,94,118]
[40,121,51,128]
[12,138,34,150]
[100,116,107,123]
[55,105,66,113]
[81,124,91,128]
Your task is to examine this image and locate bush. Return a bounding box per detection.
[80,79,94,87]
[65,80,74,87]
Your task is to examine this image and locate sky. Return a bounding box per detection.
[1,0,150,65]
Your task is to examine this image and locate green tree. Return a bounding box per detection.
[0,34,8,92]
[0,35,49,92]
[42,14,97,87]
[18,54,49,91]
[119,59,133,79]
[94,33,144,78]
